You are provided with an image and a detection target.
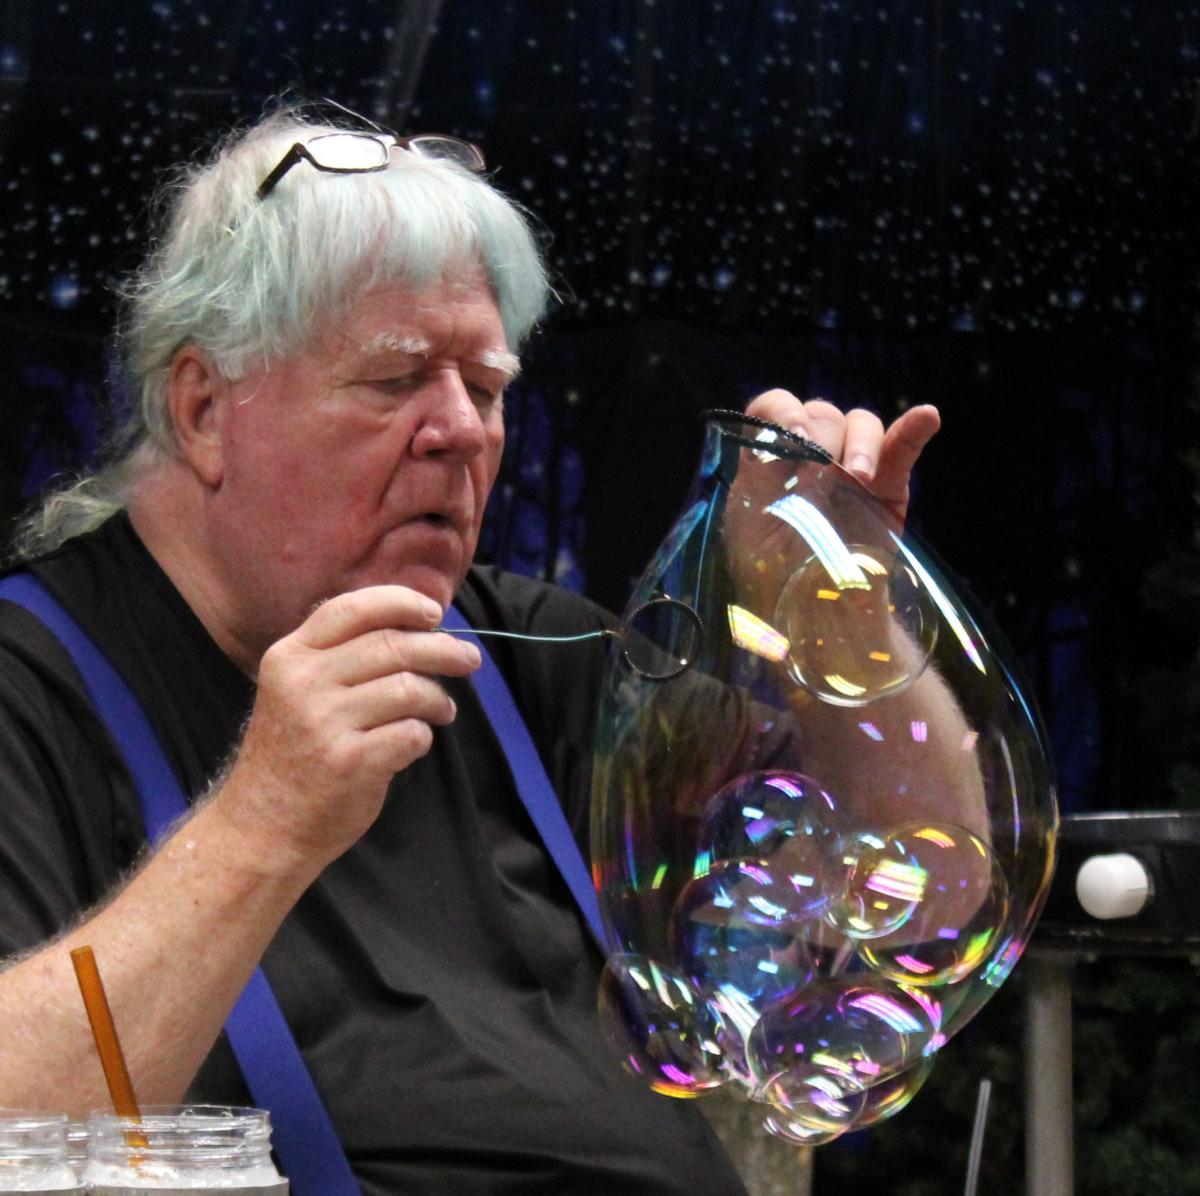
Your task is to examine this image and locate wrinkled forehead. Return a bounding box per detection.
[310,273,517,373]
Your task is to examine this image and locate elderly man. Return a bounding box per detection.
[0,109,938,1193]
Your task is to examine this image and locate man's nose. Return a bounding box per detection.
[410,373,488,460]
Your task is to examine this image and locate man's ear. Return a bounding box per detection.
[166,345,226,486]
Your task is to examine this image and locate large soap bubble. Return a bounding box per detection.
[670,861,816,1006]
[597,954,726,1098]
[776,543,939,706]
[697,771,842,922]
[590,410,1057,1145]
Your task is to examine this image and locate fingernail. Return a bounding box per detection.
[422,597,443,624]
[849,453,874,478]
[464,644,482,667]
[447,696,458,719]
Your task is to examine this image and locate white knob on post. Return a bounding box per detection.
[1074,852,1152,920]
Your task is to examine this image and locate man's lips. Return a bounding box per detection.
[386,510,476,548]
[412,510,467,533]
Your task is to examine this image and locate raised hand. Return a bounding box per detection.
[744,390,940,522]
[214,585,482,869]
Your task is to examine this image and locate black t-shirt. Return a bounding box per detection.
[0,515,746,1196]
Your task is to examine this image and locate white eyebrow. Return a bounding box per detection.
[475,347,522,382]
[354,334,519,382]
[359,332,432,357]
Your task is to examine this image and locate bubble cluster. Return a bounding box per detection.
[606,766,1005,1138]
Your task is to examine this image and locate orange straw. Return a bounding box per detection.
[70,945,149,1150]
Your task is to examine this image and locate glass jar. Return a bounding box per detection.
[84,1106,287,1193]
[63,1125,87,1187]
[0,1110,80,1192]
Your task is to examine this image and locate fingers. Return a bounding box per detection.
[870,406,942,518]
[744,391,940,515]
[323,625,481,687]
[746,391,866,464]
[233,586,485,866]
[841,409,887,482]
[348,670,460,733]
[746,391,848,459]
[261,585,481,732]
[299,585,443,651]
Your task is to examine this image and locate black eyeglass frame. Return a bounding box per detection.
[256,131,486,201]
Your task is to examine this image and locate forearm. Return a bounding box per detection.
[0,585,479,1117]
[0,792,320,1117]
[797,661,988,841]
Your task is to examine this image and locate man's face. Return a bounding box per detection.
[205,274,515,649]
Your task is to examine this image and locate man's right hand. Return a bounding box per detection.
[213,585,482,873]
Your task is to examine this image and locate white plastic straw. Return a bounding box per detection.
[963,1078,993,1196]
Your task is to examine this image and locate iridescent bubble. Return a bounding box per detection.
[759,1056,867,1137]
[697,771,841,920]
[825,830,925,939]
[852,1054,936,1130]
[591,412,1058,1136]
[856,823,1009,987]
[775,544,938,706]
[705,984,765,1092]
[670,861,815,1006]
[747,977,938,1091]
[761,1112,848,1147]
[597,954,726,1098]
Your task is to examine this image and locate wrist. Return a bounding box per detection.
[189,780,329,897]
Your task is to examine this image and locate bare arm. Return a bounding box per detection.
[738,391,987,837]
[0,584,480,1117]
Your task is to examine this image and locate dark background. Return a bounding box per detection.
[2,2,1198,1191]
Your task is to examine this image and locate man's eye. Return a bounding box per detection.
[367,375,419,396]
[469,384,502,408]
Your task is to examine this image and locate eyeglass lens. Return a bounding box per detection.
[405,135,486,172]
[305,133,391,171]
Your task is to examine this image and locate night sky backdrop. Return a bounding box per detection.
[1,3,1198,822]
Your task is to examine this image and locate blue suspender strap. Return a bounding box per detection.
[0,574,361,1196]
[443,602,607,947]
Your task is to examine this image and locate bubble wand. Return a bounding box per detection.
[70,945,149,1151]
[438,594,704,682]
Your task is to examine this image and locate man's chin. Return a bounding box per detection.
[369,561,469,613]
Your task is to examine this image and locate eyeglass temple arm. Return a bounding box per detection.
[256,144,309,201]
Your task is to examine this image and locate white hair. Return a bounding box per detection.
[11,108,551,559]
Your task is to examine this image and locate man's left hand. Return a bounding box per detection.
[745,390,941,523]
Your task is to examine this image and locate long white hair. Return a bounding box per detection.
[12,109,550,559]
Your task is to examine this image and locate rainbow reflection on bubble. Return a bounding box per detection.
[747,978,938,1092]
[697,771,842,925]
[856,824,1009,988]
[727,604,791,662]
[597,955,726,1098]
[759,1057,867,1137]
[670,861,816,1006]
